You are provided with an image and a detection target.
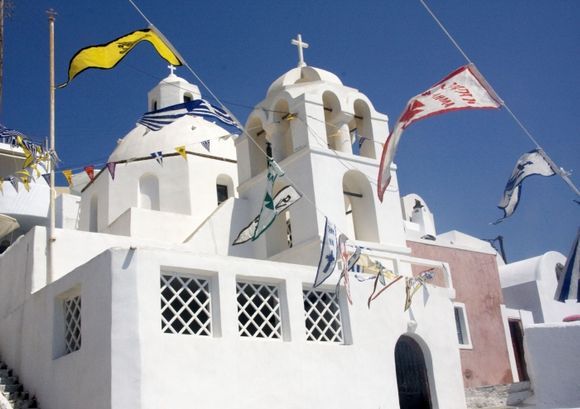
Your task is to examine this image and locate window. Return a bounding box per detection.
[453,303,472,349]
[216,184,228,205]
[183,93,193,103]
[303,289,343,343]
[236,281,281,339]
[139,174,160,211]
[63,295,82,354]
[160,273,212,336]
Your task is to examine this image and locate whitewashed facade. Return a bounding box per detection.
[0,64,471,409]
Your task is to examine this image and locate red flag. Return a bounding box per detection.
[377,64,502,201]
[84,165,95,181]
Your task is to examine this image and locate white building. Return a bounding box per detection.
[1,45,524,409]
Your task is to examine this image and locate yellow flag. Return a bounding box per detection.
[62,169,73,186]
[22,177,31,192]
[175,145,187,160]
[59,28,182,88]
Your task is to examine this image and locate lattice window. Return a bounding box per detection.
[64,296,82,354]
[237,281,282,339]
[303,289,343,343]
[160,273,212,336]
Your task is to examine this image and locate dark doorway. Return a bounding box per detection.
[395,335,432,409]
[508,319,529,381]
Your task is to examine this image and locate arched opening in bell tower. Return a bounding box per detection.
[271,99,294,162]
[323,91,350,153]
[349,99,376,159]
[342,170,378,242]
[247,116,269,178]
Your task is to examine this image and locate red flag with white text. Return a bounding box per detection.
[377,64,502,201]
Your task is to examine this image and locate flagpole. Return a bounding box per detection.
[47,9,57,283]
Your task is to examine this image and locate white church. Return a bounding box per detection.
[0,36,578,409]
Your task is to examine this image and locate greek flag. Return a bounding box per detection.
[554,228,579,303]
[138,99,241,131]
[494,149,556,224]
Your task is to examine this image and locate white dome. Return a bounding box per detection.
[267,66,343,95]
[108,115,234,163]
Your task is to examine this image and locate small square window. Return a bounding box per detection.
[236,281,281,339]
[303,289,343,343]
[160,273,212,336]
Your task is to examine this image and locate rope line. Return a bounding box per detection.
[418,0,578,196]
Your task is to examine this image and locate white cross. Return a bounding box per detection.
[168,64,176,75]
[291,34,309,68]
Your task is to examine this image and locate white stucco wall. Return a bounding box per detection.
[524,323,580,409]
[500,252,580,323]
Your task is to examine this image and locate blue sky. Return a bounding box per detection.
[2,0,578,262]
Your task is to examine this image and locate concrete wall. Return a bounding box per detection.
[407,239,513,388]
[524,323,580,409]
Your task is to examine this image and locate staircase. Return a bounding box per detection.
[465,381,534,409]
[0,360,39,409]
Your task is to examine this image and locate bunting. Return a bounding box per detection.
[175,146,187,160]
[336,234,353,304]
[253,159,285,240]
[377,64,502,201]
[106,162,116,180]
[201,140,211,152]
[494,149,556,224]
[313,218,339,287]
[42,174,51,185]
[62,170,73,187]
[151,151,163,166]
[9,177,18,192]
[404,270,434,311]
[232,185,301,245]
[84,165,95,181]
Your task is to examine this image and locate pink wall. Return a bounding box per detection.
[408,241,513,388]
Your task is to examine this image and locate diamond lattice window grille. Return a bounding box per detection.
[63,295,82,354]
[160,274,212,336]
[236,281,282,339]
[303,289,343,343]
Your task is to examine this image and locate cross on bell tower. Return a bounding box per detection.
[168,64,176,75]
[291,34,309,68]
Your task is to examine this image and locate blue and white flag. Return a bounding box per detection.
[494,149,556,224]
[151,151,163,166]
[138,99,241,132]
[555,228,579,303]
[314,218,339,288]
[201,140,211,152]
[232,185,302,245]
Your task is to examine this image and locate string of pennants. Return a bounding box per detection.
[311,216,436,310]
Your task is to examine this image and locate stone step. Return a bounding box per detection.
[0,359,39,409]
[466,381,533,409]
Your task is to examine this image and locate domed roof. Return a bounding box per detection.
[267,66,343,95]
[108,115,234,163]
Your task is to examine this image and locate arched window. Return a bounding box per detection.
[89,195,98,232]
[216,174,234,205]
[265,183,293,256]
[342,170,378,242]
[139,174,160,211]
[151,100,158,111]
